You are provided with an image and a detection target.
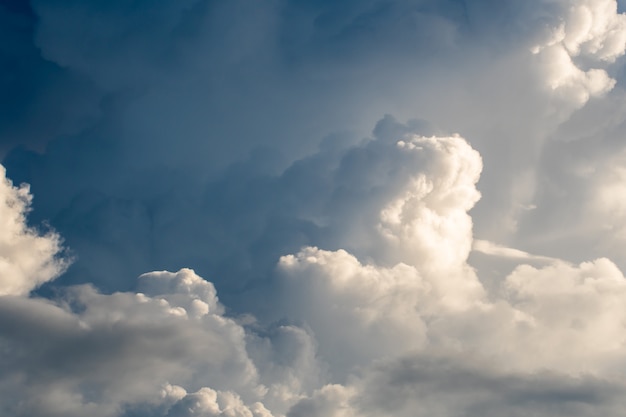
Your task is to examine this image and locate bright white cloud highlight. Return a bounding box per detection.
[277,133,626,415]
[561,0,626,61]
[162,385,274,417]
[532,0,626,107]
[0,164,67,296]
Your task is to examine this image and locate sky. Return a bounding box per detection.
[2,0,626,416]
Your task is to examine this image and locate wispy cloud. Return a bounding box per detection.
[472,239,559,263]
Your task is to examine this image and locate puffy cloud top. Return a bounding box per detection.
[0,164,67,295]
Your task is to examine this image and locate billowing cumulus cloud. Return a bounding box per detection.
[277,134,484,374]
[4,0,626,416]
[5,128,626,416]
[277,130,626,415]
[0,265,325,417]
[5,0,624,290]
[162,386,274,417]
[530,0,626,106]
[0,197,305,416]
[0,270,260,416]
[0,165,67,295]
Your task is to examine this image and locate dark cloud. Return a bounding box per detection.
[4,115,439,310]
[351,356,625,417]
[0,0,571,289]
[0,1,101,156]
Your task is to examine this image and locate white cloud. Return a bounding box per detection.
[0,267,317,417]
[588,150,626,240]
[279,246,429,374]
[524,0,626,112]
[4,2,626,416]
[472,239,557,262]
[277,134,487,375]
[561,0,626,61]
[281,234,626,416]
[0,164,68,296]
[5,130,626,416]
[501,258,626,374]
[329,134,485,307]
[163,385,274,417]
[512,132,626,269]
[536,44,615,106]
[287,384,356,417]
[275,132,626,415]
[376,136,482,273]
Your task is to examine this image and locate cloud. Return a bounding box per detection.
[276,133,626,379]
[8,127,626,416]
[0,267,318,417]
[322,357,626,417]
[472,239,557,262]
[560,0,626,61]
[495,84,626,271]
[280,232,626,416]
[500,258,626,373]
[273,132,626,415]
[4,128,626,416]
[279,246,429,375]
[587,149,626,240]
[0,164,68,295]
[0,2,101,158]
[529,0,626,107]
[276,133,485,375]
[3,0,625,303]
[161,385,274,417]
[4,1,626,417]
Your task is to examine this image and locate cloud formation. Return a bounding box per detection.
[530,0,626,106]
[0,264,321,417]
[0,165,67,295]
[3,0,626,416]
[278,134,626,415]
[4,128,626,416]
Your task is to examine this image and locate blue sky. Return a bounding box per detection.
[3,1,626,416]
